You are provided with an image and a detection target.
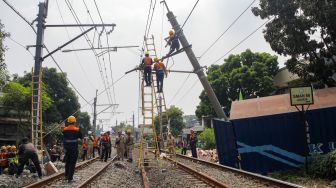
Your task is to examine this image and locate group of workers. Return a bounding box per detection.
[0,137,43,179]
[141,29,181,92]
[0,145,17,175]
[115,129,134,162]
[166,129,198,158]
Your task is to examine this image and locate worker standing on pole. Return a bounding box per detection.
[164,30,180,57]
[63,116,83,183]
[141,52,153,86]
[153,57,167,93]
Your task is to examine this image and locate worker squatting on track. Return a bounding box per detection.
[63,115,83,183]
[16,137,42,179]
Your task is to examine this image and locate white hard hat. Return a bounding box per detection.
[88,131,92,134]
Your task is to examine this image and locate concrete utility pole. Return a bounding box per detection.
[132,111,135,136]
[162,1,228,120]
[93,90,98,134]
[32,1,48,147]
[29,1,115,147]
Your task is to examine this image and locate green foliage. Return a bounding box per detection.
[0,82,52,119]
[76,111,92,136]
[196,49,279,118]
[0,20,9,90]
[308,151,336,180]
[112,122,133,133]
[166,106,185,137]
[331,180,336,188]
[252,0,336,86]
[198,128,216,149]
[16,67,81,123]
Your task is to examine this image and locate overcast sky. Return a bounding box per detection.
[1,0,287,131]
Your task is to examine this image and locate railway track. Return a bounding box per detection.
[22,156,118,188]
[164,153,304,188]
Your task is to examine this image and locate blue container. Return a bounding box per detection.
[213,107,336,174]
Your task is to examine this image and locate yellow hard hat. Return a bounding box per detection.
[154,57,159,62]
[126,129,132,133]
[145,51,149,55]
[1,146,6,150]
[169,30,175,36]
[6,145,11,150]
[11,145,16,150]
[67,115,76,123]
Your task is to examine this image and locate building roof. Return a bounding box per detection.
[182,126,204,135]
[230,87,336,120]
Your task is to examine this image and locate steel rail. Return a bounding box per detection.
[76,155,118,188]
[23,157,99,188]
[164,156,228,188]
[175,154,304,188]
[141,167,151,188]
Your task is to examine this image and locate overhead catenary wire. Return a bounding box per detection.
[93,0,117,108]
[65,0,114,105]
[55,0,95,90]
[43,73,127,138]
[2,0,91,105]
[199,0,257,59]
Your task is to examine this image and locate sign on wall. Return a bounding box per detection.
[289,86,314,106]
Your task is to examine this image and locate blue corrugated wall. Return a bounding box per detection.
[213,107,336,174]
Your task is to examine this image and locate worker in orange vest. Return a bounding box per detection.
[63,116,83,183]
[100,132,110,162]
[141,51,153,86]
[92,135,99,158]
[153,57,167,93]
[82,138,88,161]
[165,30,180,57]
[0,146,8,175]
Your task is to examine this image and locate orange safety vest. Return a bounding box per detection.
[144,57,152,67]
[83,143,88,149]
[154,62,165,71]
[93,138,98,147]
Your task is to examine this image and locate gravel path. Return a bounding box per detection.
[175,156,281,188]
[137,150,211,188]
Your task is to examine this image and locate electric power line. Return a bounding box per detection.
[55,0,95,90]
[199,0,257,59]
[211,18,272,65]
[65,0,114,105]
[2,0,91,105]
[180,0,200,31]
[6,36,34,57]
[168,73,192,105]
[176,77,199,104]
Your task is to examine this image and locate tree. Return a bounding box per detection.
[196,49,279,118]
[252,0,336,87]
[16,67,81,123]
[0,81,52,141]
[166,106,185,137]
[0,20,9,90]
[198,128,216,149]
[76,111,91,136]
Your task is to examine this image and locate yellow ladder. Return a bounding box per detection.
[144,35,170,142]
[137,71,162,169]
[31,68,44,163]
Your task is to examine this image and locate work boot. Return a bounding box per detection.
[68,179,76,183]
